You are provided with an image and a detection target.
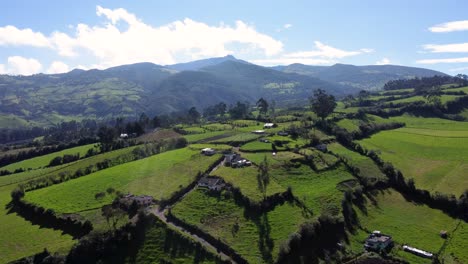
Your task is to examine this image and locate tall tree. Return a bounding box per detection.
[97,126,117,152]
[310,89,337,121]
[257,156,270,200]
[256,98,269,117]
[139,113,150,129]
[187,107,201,124]
[229,101,250,119]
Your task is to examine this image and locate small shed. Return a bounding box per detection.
[201,148,216,156]
[263,123,276,129]
[364,231,393,252]
[198,176,225,191]
[252,130,265,134]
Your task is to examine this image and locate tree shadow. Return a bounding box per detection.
[253,213,274,263]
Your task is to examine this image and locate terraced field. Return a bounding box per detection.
[348,189,465,264]
[0,174,75,263]
[171,189,309,263]
[273,164,354,217]
[0,143,98,172]
[25,148,222,213]
[328,142,386,182]
[359,115,468,196]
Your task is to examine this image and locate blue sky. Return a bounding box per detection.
[1,0,468,75]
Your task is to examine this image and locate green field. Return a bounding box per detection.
[328,142,386,182]
[214,166,285,202]
[25,148,221,213]
[0,144,98,172]
[273,164,354,217]
[0,145,141,189]
[0,183,75,263]
[132,215,218,264]
[171,189,308,263]
[335,115,396,133]
[184,130,232,143]
[359,116,468,196]
[349,189,464,264]
[240,151,303,167]
[442,86,468,93]
[210,133,262,144]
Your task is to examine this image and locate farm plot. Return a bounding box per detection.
[171,189,308,263]
[273,164,354,217]
[25,148,222,213]
[349,189,462,264]
[214,166,285,202]
[328,143,386,183]
[358,118,468,196]
[1,143,98,172]
[0,184,75,263]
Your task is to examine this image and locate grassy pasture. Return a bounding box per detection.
[213,166,285,202]
[0,145,141,188]
[349,189,463,263]
[328,143,386,182]
[25,148,221,213]
[210,133,261,144]
[0,144,98,172]
[132,215,218,264]
[358,118,468,196]
[239,151,303,167]
[184,130,233,143]
[171,189,308,263]
[379,88,414,95]
[442,86,468,93]
[273,164,354,217]
[0,184,75,263]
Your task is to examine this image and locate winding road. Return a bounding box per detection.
[147,156,237,263]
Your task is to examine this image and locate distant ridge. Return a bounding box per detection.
[166,55,249,71]
[0,57,447,128]
[273,63,447,90]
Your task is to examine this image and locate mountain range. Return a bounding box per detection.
[0,55,446,128]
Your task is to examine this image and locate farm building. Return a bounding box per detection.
[252,129,265,134]
[263,123,276,129]
[201,148,216,156]
[277,131,289,136]
[364,231,393,252]
[120,194,154,207]
[224,153,252,168]
[402,245,433,259]
[120,133,129,139]
[198,176,226,191]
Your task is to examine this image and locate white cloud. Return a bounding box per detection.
[448,66,468,72]
[376,58,391,65]
[284,41,373,59]
[251,41,373,66]
[0,25,50,47]
[429,20,468,33]
[16,6,281,68]
[0,56,42,75]
[283,24,292,29]
[47,61,70,74]
[416,57,468,64]
[423,43,468,53]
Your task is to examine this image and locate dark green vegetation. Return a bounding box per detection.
[0,56,445,128]
[273,63,446,90]
[1,74,468,264]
